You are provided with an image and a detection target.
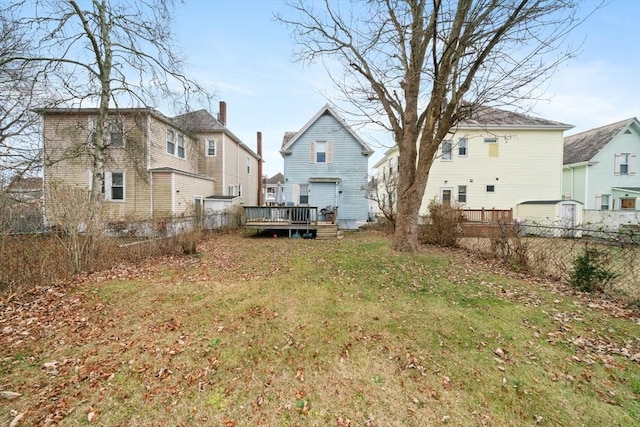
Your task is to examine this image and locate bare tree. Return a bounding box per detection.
[279,0,595,252]
[7,0,211,200]
[0,8,46,192]
[364,172,398,227]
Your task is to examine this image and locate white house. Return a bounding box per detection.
[373,106,575,224]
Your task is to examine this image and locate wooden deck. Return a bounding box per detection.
[242,206,339,239]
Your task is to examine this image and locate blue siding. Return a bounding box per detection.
[283,111,371,225]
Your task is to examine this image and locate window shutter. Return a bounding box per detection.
[292,184,300,205]
[309,141,316,163]
[488,144,499,158]
[630,154,637,175]
[327,141,333,163]
[595,194,602,210]
[614,153,621,175]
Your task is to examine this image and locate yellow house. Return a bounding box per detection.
[40,102,261,222]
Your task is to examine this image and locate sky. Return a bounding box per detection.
[172,0,640,178]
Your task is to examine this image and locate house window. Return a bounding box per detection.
[299,184,309,204]
[458,185,467,203]
[458,138,468,157]
[206,139,216,156]
[388,157,395,173]
[620,153,629,175]
[111,172,124,200]
[166,129,175,155]
[177,134,185,159]
[227,185,235,196]
[108,119,124,148]
[486,185,495,193]
[600,194,610,210]
[484,137,497,144]
[247,157,251,175]
[396,156,400,173]
[621,198,636,210]
[316,141,327,163]
[238,184,242,197]
[614,153,637,176]
[442,141,452,161]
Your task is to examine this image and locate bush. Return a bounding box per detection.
[419,200,464,247]
[570,246,617,293]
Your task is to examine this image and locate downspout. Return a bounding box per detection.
[584,166,589,209]
[221,133,226,194]
[147,112,153,218]
[257,132,263,205]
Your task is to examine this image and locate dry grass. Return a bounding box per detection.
[1,231,640,426]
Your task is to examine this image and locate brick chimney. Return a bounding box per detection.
[257,131,264,205]
[218,101,227,126]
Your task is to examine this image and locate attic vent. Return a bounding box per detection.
[624,129,632,134]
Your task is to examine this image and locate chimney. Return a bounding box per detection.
[218,101,227,126]
[257,131,264,206]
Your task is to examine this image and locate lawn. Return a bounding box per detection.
[1,231,639,426]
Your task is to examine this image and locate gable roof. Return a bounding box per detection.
[265,172,284,185]
[172,109,225,133]
[457,105,573,130]
[172,109,261,160]
[280,104,374,156]
[563,117,640,165]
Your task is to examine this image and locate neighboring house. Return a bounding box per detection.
[373,106,575,224]
[4,177,43,204]
[263,172,284,206]
[280,104,374,229]
[173,102,261,206]
[40,102,261,223]
[563,117,640,212]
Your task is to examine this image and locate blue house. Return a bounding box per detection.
[280,105,374,229]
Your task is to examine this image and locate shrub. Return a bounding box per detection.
[419,200,464,247]
[570,246,617,293]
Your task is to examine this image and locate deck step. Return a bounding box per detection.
[316,223,339,240]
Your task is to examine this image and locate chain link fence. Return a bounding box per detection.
[458,223,640,303]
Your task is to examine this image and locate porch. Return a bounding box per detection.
[242,206,339,239]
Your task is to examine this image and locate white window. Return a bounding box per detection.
[458,138,468,157]
[442,141,452,161]
[316,141,327,163]
[96,171,124,201]
[177,134,185,159]
[110,172,124,200]
[299,184,309,204]
[388,157,395,173]
[247,157,251,175]
[166,129,175,155]
[227,185,235,196]
[206,139,216,156]
[458,185,467,203]
[614,153,636,176]
[238,184,242,197]
[309,140,333,164]
[108,119,124,148]
[598,194,611,210]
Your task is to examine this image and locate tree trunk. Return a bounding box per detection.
[392,191,421,252]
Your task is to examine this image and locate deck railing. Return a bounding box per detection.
[242,206,319,225]
[462,208,513,223]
